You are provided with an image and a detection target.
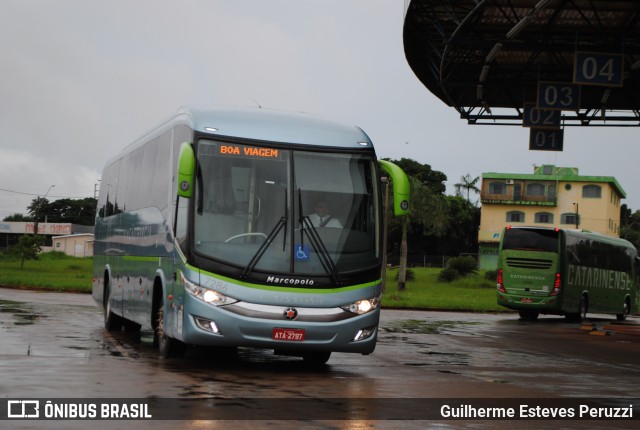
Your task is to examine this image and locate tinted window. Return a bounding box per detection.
[502,228,558,252]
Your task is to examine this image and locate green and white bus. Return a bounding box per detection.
[497,226,639,321]
[92,107,409,364]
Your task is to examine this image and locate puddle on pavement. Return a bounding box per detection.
[380,319,483,336]
[0,299,45,325]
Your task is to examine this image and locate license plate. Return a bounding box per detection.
[272,328,305,341]
[520,298,533,303]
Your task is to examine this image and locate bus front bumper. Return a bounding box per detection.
[180,294,380,354]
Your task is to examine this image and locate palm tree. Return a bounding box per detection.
[455,173,480,203]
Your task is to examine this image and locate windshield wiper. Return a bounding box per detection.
[241,192,288,279]
[240,217,287,279]
[298,189,341,287]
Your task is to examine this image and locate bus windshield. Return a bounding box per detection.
[502,227,559,253]
[193,140,379,277]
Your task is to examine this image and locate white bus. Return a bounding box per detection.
[92,107,409,364]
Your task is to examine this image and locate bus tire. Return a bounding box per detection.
[155,299,186,358]
[578,295,588,321]
[616,298,630,321]
[103,280,123,331]
[518,311,539,321]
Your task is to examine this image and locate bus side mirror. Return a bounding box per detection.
[177,143,195,198]
[378,160,410,216]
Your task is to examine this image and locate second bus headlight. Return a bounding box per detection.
[340,295,381,315]
[182,273,237,306]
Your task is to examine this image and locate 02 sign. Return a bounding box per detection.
[529,129,564,152]
[522,103,560,129]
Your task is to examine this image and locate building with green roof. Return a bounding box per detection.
[478,165,625,270]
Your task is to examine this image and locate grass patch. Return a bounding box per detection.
[0,256,504,312]
[382,267,504,312]
[0,252,92,293]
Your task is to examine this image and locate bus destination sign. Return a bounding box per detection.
[218,144,281,159]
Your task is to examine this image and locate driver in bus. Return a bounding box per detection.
[309,199,342,228]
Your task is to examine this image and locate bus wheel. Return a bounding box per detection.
[155,303,186,358]
[518,311,539,321]
[103,283,123,331]
[578,295,588,321]
[302,351,331,366]
[616,299,630,321]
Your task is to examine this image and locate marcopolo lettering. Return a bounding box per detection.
[266,276,314,286]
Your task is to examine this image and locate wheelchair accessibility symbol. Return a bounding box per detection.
[295,244,310,261]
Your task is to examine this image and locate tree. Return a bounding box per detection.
[621,204,640,250]
[384,158,447,194]
[397,216,409,292]
[454,173,480,204]
[11,234,44,268]
[383,160,449,289]
[27,197,97,225]
[2,214,33,222]
[441,195,480,255]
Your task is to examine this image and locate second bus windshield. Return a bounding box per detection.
[193,140,380,278]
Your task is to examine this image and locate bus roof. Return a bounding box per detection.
[107,107,375,168]
[182,107,373,149]
[504,226,637,250]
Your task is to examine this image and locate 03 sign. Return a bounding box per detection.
[537,82,580,110]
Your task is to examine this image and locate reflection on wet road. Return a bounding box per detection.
[1,288,639,429]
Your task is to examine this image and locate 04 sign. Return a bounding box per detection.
[529,129,564,152]
[574,51,623,86]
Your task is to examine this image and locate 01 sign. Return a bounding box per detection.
[529,129,564,152]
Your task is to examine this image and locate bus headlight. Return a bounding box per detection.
[182,273,237,306]
[341,295,381,315]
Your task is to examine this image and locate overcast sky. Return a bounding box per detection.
[1,0,639,221]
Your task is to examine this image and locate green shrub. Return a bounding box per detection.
[39,251,69,260]
[446,256,478,276]
[437,267,460,283]
[394,268,416,282]
[484,269,498,281]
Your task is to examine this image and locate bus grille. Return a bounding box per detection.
[505,257,553,269]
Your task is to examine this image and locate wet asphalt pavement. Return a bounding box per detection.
[1,287,639,429]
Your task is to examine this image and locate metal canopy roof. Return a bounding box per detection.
[403,0,640,126]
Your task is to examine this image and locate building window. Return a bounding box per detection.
[561,213,580,226]
[535,212,554,224]
[582,185,601,198]
[506,211,525,223]
[489,182,506,195]
[548,185,556,201]
[526,183,545,196]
